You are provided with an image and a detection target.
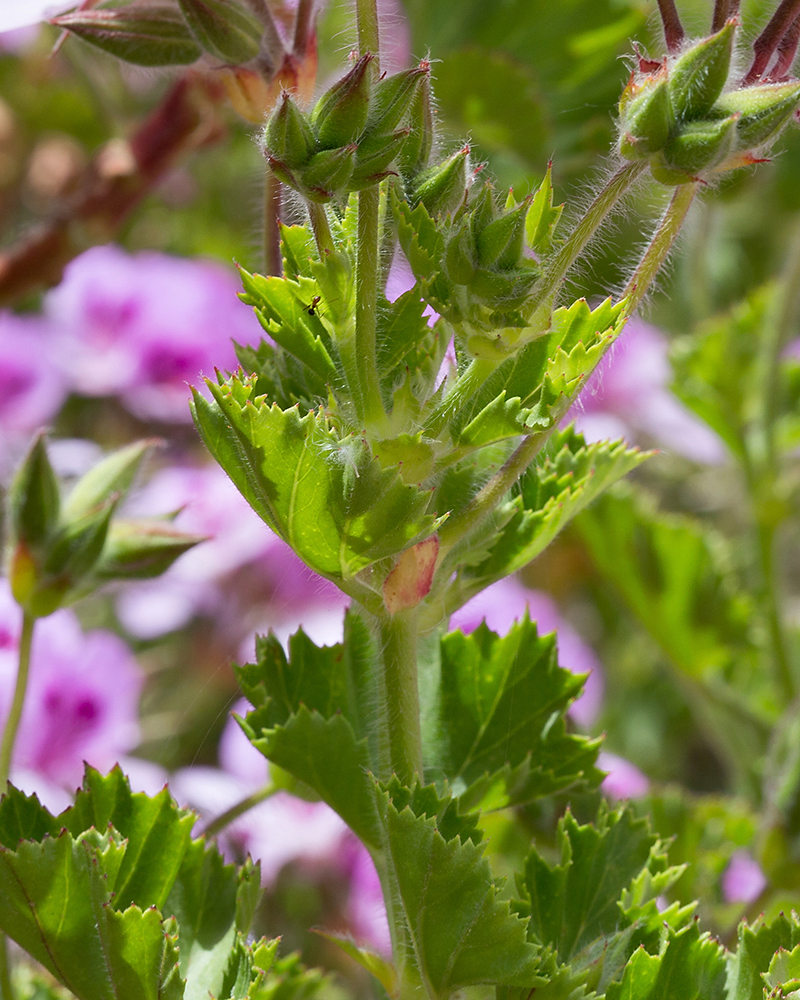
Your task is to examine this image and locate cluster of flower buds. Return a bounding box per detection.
[618,19,800,184]
[263,55,434,203]
[6,437,202,619]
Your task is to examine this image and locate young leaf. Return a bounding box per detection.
[525,165,563,255]
[726,914,800,1000]
[192,377,440,580]
[426,616,601,809]
[378,782,541,997]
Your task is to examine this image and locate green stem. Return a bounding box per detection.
[264,172,282,277]
[355,0,380,64]
[530,160,646,318]
[377,609,422,783]
[622,181,700,314]
[356,185,387,429]
[307,201,334,258]
[0,936,12,1000]
[0,613,34,788]
[201,783,278,838]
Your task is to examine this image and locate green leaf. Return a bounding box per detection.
[763,942,800,995]
[378,782,541,997]
[460,428,647,588]
[314,932,398,994]
[727,914,800,1000]
[394,194,446,281]
[426,616,601,809]
[192,377,440,579]
[64,765,195,911]
[376,288,437,382]
[608,922,726,1000]
[178,0,263,64]
[53,3,202,67]
[526,165,563,254]
[236,617,383,848]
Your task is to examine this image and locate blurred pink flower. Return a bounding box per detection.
[116,461,347,640]
[722,850,767,904]
[449,576,604,727]
[0,579,144,808]
[0,313,67,477]
[597,751,649,799]
[0,2,70,32]
[570,319,726,464]
[44,245,262,422]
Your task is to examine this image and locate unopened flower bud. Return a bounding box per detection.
[52,2,202,67]
[396,62,434,178]
[8,434,59,553]
[445,222,477,284]
[94,521,205,581]
[366,63,429,136]
[618,74,673,159]
[301,144,357,201]
[668,19,735,120]
[475,196,531,270]
[311,53,373,149]
[469,183,497,244]
[658,113,738,178]
[409,145,470,217]
[264,92,315,169]
[713,80,800,150]
[178,0,263,65]
[350,128,409,189]
[63,439,157,521]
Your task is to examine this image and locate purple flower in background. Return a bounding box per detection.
[0,313,67,477]
[570,319,726,464]
[0,1,70,33]
[722,850,767,904]
[45,245,262,422]
[450,576,604,727]
[597,751,649,799]
[116,461,347,640]
[0,579,145,810]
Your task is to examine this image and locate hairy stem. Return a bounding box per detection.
[623,181,700,315]
[423,357,496,437]
[307,201,334,257]
[769,11,800,79]
[744,0,800,83]
[530,160,646,319]
[377,609,423,783]
[201,783,278,837]
[656,0,685,51]
[264,172,283,277]
[0,613,34,788]
[356,186,388,429]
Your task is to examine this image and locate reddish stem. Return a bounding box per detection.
[293,0,315,57]
[656,0,685,51]
[768,11,800,78]
[744,0,800,83]
[0,74,226,307]
[712,0,740,31]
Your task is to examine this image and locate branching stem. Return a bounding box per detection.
[744,0,800,83]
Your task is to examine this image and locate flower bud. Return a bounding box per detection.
[52,2,202,67]
[8,434,59,552]
[178,0,263,65]
[618,74,673,159]
[366,63,429,136]
[63,439,157,521]
[713,80,800,150]
[350,128,409,189]
[475,196,531,270]
[396,62,434,179]
[264,92,316,169]
[469,183,497,244]
[659,113,738,177]
[311,53,373,149]
[301,144,357,201]
[668,19,735,120]
[409,145,470,217]
[94,520,205,580]
[41,504,115,587]
[444,222,477,284]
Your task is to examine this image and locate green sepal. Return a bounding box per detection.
[476,197,531,270]
[366,62,430,136]
[409,146,470,218]
[445,220,477,284]
[312,54,373,149]
[712,80,800,150]
[763,944,800,996]
[301,144,358,201]
[667,20,735,120]
[394,192,445,281]
[8,433,60,552]
[619,74,673,159]
[91,520,204,581]
[427,616,602,810]
[525,165,562,256]
[396,61,434,178]
[63,439,157,521]
[660,114,737,175]
[378,781,542,997]
[52,2,202,66]
[177,0,262,65]
[350,128,409,188]
[192,378,440,579]
[263,93,316,170]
